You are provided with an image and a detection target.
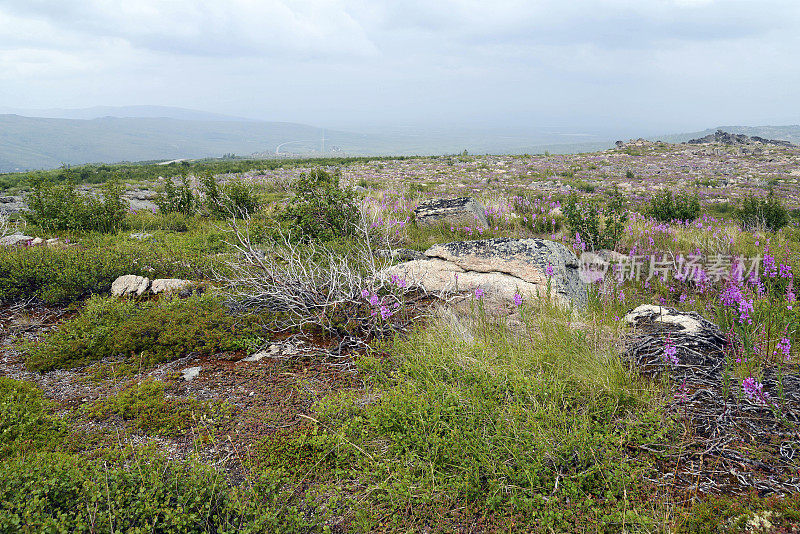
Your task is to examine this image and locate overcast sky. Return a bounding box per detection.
[1,0,799,136]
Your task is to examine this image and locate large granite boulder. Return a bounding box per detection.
[0,233,34,247]
[151,278,195,296]
[111,275,150,297]
[381,238,586,309]
[413,197,489,229]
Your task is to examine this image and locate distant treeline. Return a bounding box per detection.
[0,155,418,191]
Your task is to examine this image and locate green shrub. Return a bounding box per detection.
[0,450,313,533]
[23,178,127,233]
[563,187,627,250]
[738,192,790,232]
[279,168,359,241]
[156,174,197,216]
[0,378,66,459]
[200,173,261,218]
[24,294,265,371]
[0,243,197,304]
[648,190,701,222]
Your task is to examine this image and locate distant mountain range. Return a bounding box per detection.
[0,107,614,172]
[1,105,798,172]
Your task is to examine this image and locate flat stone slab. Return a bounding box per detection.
[413,197,489,229]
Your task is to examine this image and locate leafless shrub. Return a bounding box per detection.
[217,210,435,352]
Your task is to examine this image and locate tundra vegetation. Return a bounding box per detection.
[1,142,800,532]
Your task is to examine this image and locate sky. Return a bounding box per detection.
[1,0,799,137]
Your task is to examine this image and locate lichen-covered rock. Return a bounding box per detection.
[111,275,150,297]
[624,304,703,335]
[381,238,586,310]
[413,197,489,229]
[150,278,194,296]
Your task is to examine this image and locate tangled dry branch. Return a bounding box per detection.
[216,211,435,353]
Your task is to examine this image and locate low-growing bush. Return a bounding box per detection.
[0,450,314,532]
[82,380,210,435]
[155,174,197,216]
[0,243,197,304]
[0,378,67,459]
[738,192,790,232]
[649,190,701,222]
[23,178,127,233]
[24,294,266,371]
[201,173,261,218]
[279,168,359,241]
[563,187,627,250]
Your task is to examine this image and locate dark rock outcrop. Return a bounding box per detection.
[687,130,794,147]
[413,197,489,229]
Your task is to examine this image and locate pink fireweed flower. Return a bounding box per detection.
[776,336,792,361]
[513,293,523,306]
[787,283,796,311]
[737,297,754,325]
[361,289,371,299]
[664,335,678,366]
[545,263,554,278]
[369,294,380,307]
[742,377,769,405]
[763,253,777,278]
[474,287,484,299]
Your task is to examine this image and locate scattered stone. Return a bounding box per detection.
[181,366,202,381]
[30,237,44,246]
[381,238,586,310]
[413,197,489,229]
[46,238,59,245]
[111,275,150,297]
[150,278,194,296]
[129,232,153,240]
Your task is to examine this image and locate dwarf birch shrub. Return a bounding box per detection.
[24,294,265,371]
[23,178,127,233]
[279,168,359,242]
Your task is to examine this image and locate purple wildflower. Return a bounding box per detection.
[776,336,792,361]
[361,289,371,299]
[513,293,522,307]
[545,263,554,278]
[664,335,678,366]
[474,287,484,299]
[742,377,769,405]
